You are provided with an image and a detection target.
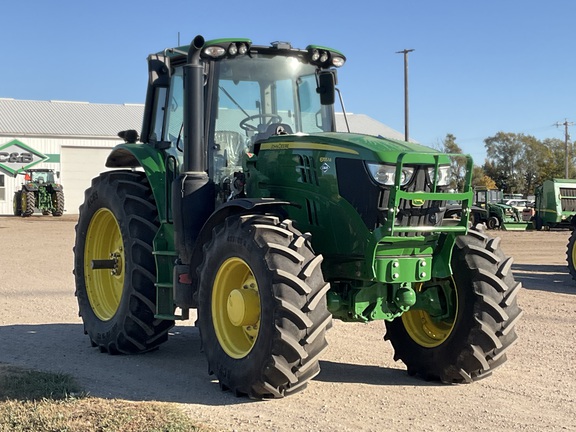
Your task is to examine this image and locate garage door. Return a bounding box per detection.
[60,147,115,214]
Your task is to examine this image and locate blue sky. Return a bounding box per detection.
[1,1,575,163]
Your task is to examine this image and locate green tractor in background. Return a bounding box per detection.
[13,168,65,217]
[73,35,522,398]
[471,187,529,230]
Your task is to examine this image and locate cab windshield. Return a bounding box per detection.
[30,171,54,183]
[213,53,335,143]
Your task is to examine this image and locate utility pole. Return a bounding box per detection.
[396,48,414,142]
[555,119,574,178]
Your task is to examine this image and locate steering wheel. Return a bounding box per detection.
[239,114,282,132]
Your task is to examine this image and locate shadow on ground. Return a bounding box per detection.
[512,264,575,294]
[0,323,425,404]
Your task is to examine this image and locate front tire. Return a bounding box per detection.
[385,230,523,383]
[74,170,174,354]
[197,214,331,398]
[486,216,499,230]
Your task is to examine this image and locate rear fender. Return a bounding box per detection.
[21,184,38,192]
[105,143,168,221]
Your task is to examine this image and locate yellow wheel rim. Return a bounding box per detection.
[571,238,576,270]
[84,208,125,321]
[21,193,27,213]
[402,280,457,348]
[212,257,260,359]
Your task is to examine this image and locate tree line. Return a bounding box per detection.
[439,132,574,196]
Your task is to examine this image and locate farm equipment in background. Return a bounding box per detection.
[535,179,576,283]
[533,179,576,230]
[13,168,64,217]
[73,35,522,398]
[471,187,530,230]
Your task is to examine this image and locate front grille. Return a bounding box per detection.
[336,159,447,235]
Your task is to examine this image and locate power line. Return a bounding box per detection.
[554,119,574,178]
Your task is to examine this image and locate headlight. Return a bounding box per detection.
[427,165,451,186]
[367,163,414,186]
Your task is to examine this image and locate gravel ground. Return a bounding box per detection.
[0,215,574,431]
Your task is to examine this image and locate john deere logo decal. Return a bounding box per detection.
[0,140,47,176]
[412,198,425,207]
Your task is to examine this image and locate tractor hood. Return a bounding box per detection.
[257,132,442,165]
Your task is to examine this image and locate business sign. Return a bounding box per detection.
[0,139,48,176]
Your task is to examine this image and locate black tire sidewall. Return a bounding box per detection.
[198,219,278,391]
[75,176,131,345]
[75,171,163,351]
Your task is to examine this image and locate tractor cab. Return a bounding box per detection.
[27,169,56,184]
[130,38,345,207]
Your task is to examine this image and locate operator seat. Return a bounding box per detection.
[214,130,246,167]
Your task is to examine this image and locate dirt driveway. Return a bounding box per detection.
[0,215,574,431]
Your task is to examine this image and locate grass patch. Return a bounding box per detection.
[0,365,211,432]
[0,366,81,401]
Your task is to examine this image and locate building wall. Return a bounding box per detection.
[0,135,120,215]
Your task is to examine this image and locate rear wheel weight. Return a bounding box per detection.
[74,170,174,354]
[197,214,331,399]
[385,230,522,383]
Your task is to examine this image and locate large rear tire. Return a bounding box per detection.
[197,214,331,398]
[13,191,22,216]
[566,230,576,282]
[21,190,35,217]
[51,190,64,216]
[74,170,174,354]
[385,229,523,383]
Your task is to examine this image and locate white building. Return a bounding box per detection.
[0,99,143,215]
[0,98,404,215]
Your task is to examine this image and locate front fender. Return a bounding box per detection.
[106,144,168,221]
[189,198,294,271]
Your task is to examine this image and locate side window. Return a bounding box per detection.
[298,74,324,132]
[164,68,184,146]
[0,174,4,201]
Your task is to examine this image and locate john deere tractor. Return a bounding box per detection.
[74,36,522,398]
[13,168,64,217]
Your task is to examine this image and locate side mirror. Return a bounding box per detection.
[317,70,336,105]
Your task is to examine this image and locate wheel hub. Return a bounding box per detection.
[212,258,261,358]
[227,284,260,327]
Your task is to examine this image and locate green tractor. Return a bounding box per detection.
[73,36,522,398]
[472,187,529,230]
[13,168,65,217]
